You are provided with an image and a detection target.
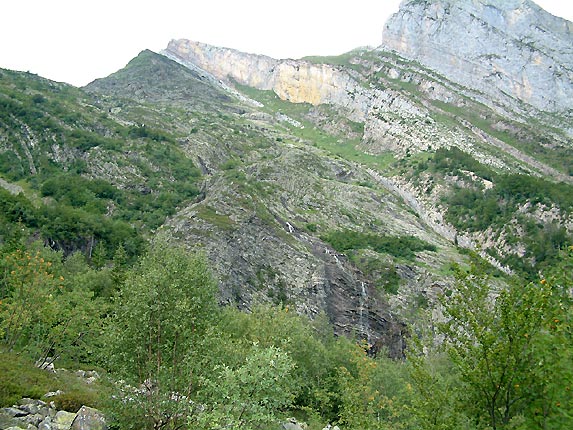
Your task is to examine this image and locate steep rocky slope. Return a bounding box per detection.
[87,50,471,357]
[161,0,573,281]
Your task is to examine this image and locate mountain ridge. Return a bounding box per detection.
[158,0,573,297]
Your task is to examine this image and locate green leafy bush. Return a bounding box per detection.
[52,389,100,413]
[0,348,54,406]
[103,234,217,430]
[196,344,295,430]
[322,230,436,259]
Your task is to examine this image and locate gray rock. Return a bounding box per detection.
[0,413,24,429]
[38,417,52,430]
[18,399,37,406]
[282,423,303,430]
[84,371,99,380]
[0,177,23,195]
[43,391,64,398]
[52,411,76,430]
[20,404,39,415]
[35,360,55,372]
[381,0,573,113]
[281,417,306,430]
[70,406,107,430]
[38,407,52,419]
[23,414,44,427]
[2,407,28,418]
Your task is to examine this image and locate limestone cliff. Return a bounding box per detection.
[381,0,573,113]
[164,39,366,115]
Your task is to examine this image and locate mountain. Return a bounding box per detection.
[381,0,573,117]
[162,0,573,278]
[1,0,572,357]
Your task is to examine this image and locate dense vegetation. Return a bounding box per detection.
[420,147,573,277]
[1,234,571,429]
[322,230,437,260]
[0,68,202,234]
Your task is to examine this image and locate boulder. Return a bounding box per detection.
[0,414,23,429]
[70,406,107,430]
[38,417,51,430]
[2,407,28,418]
[23,413,44,427]
[281,417,307,430]
[52,411,76,430]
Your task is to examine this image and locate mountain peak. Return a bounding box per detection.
[383,0,573,113]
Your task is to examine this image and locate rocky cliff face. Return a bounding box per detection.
[164,39,442,156]
[381,0,573,114]
[164,39,367,114]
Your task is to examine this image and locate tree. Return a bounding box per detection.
[405,333,469,430]
[336,341,389,430]
[0,245,99,366]
[525,249,573,429]
[103,233,217,430]
[0,248,63,353]
[195,344,295,430]
[438,262,554,429]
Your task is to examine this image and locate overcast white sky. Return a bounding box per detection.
[1,0,572,87]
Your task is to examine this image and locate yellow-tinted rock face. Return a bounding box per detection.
[165,39,356,107]
[273,62,345,105]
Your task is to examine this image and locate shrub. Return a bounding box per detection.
[52,389,100,413]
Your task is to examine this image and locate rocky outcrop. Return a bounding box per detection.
[381,0,573,113]
[164,39,362,109]
[0,399,107,430]
[0,177,23,195]
[170,183,409,358]
[70,407,106,430]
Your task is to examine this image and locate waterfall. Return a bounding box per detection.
[358,281,371,345]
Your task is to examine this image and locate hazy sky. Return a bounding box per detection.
[1,0,572,87]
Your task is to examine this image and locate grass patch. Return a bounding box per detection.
[196,205,235,230]
[0,348,105,409]
[0,349,56,406]
[322,230,436,260]
[349,250,402,295]
[235,84,394,171]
